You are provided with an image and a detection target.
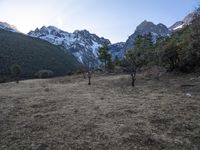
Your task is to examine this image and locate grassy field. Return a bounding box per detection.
[0,73,200,150]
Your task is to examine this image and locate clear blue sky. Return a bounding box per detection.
[0,0,199,43]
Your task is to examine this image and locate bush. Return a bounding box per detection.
[35,70,54,79]
[141,65,166,79]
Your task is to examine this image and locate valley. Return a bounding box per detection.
[0,73,200,149]
[0,2,200,150]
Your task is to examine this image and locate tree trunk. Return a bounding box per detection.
[87,71,91,85]
[131,72,136,87]
[132,78,135,86]
[16,76,19,83]
[88,77,91,85]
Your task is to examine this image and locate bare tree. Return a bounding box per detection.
[87,71,91,85]
[122,58,137,87]
[84,59,94,85]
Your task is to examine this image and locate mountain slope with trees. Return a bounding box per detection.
[0,29,80,79]
[125,8,200,74]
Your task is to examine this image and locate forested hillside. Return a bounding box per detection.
[0,29,80,79]
[126,11,200,73]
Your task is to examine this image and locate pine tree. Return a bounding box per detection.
[98,44,111,70]
[128,33,156,68]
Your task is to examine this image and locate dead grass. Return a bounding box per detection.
[0,73,200,150]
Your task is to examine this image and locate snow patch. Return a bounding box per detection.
[28,26,110,65]
[73,52,83,63]
[91,41,101,57]
[173,24,184,30]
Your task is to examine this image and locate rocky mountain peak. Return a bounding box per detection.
[47,26,60,31]
[73,29,90,35]
[136,20,155,31]
[135,20,170,36]
[110,21,171,59]
[113,20,171,58]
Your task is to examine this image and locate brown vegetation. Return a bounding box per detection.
[0,74,200,150]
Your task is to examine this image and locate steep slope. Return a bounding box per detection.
[0,29,80,78]
[28,26,110,65]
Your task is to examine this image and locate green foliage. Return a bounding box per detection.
[187,11,200,69]
[107,59,115,70]
[158,38,180,71]
[98,44,112,70]
[127,33,157,68]
[156,10,200,72]
[124,8,200,74]
[124,34,154,86]
[0,29,80,78]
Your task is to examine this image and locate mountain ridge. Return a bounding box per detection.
[0,9,198,65]
[111,20,171,59]
[28,26,110,65]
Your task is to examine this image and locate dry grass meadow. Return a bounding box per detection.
[0,73,200,150]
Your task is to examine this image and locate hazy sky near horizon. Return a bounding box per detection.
[0,0,199,43]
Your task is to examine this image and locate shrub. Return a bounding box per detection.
[35,70,54,79]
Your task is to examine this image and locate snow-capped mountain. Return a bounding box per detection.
[170,8,200,31]
[2,8,199,65]
[111,20,171,58]
[0,22,19,32]
[28,26,110,65]
[111,9,200,59]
